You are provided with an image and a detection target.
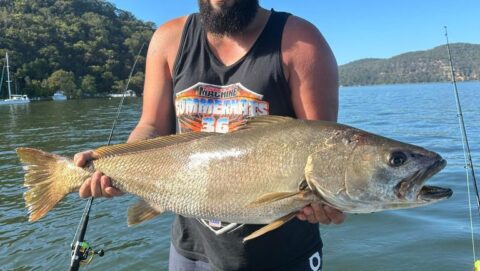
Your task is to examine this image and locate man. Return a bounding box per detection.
[74,0,345,270]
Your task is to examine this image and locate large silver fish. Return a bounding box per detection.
[16,116,452,240]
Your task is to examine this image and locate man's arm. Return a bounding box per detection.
[75,17,187,198]
[127,17,185,142]
[282,16,345,225]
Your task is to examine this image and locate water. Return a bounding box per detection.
[0,82,478,270]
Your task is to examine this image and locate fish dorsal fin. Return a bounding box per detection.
[238,115,295,131]
[127,200,164,226]
[93,132,214,158]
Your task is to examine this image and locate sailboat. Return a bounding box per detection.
[0,52,30,105]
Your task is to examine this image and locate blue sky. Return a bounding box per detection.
[109,0,480,65]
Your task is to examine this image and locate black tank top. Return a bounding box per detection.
[171,10,322,270]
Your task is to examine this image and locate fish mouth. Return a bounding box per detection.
[418,185,453,200]
[394,158,451,201]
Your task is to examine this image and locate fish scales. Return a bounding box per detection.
[16,116,452,240]
[93,120,322,224]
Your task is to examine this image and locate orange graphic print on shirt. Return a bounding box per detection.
[175,82,269,134]
[175,82,270,233]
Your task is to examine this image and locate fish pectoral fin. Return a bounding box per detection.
[127,200,164,226]
[243,212,297,242]
[246,191,310,207]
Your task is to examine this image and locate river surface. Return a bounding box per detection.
[0,82,479,270]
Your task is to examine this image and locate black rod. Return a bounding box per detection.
[68,42,146,271]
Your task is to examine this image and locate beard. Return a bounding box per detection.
[198,0,259,35]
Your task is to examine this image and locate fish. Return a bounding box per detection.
[16,116,452,241]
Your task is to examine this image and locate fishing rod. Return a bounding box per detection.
[69,42,146,271]
[444,26,480,269]
[0,62,5,95]
[444,27,480,211]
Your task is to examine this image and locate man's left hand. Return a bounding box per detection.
[297,203,346,224]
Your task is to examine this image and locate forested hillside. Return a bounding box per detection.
[1,1,478,96]
[0,0,154,98]
[339,43,480,86]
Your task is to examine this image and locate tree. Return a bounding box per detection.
[0,0,153,98]
[80,74,96,97]
[47,70,77,98]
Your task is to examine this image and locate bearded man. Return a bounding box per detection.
[75,0,345,270]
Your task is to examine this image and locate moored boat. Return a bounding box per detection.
[108,89,136,98]
[0,52,30,105]
[52,90,67,101]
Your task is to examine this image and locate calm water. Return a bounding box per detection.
[0,82,479,270]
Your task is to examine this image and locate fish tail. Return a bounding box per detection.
[16,147,90,222]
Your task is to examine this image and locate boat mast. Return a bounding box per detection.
[5,52,12,99]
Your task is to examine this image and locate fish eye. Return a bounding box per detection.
[389,151,408,167]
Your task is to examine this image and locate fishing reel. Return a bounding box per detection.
[71,240,104,266]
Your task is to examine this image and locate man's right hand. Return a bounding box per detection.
[74,150,124,198]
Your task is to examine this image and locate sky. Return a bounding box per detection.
[108,0,480,65]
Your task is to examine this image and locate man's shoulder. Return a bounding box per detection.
[153,15,191,41]
[148,15,191,61]
[283,15,323,45]
[281,14,336,79]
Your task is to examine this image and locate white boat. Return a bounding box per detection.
[0,94,30,105]
[109,89,136,98]
[0,52,30,105]
[52,90,67,101]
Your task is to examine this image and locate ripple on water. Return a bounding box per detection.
[1,84,479,270]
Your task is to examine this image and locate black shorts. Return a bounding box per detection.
[168,243,323,271]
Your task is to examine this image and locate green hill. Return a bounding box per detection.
[339,43,480,86]
[0,0,154,98]
[1,1,478,94]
